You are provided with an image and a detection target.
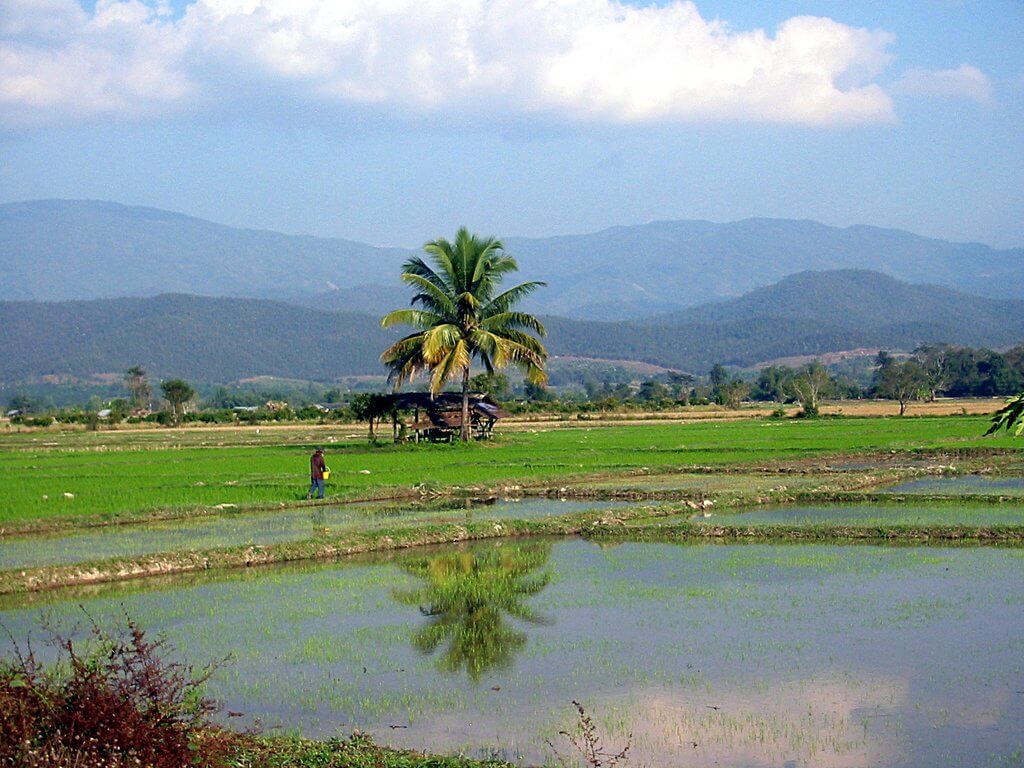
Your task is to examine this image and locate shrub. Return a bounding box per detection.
[12,415,54,428]
[0,616,230,768]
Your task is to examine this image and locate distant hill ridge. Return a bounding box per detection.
[2,270,1022,383]
[1,199,1022,319]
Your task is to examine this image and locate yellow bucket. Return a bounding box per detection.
[322,470,331,480]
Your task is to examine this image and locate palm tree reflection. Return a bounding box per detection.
[393,542,552,681]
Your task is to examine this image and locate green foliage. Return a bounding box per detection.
[124,364,151,410]
[10,414,54,427]
[752,365,796,402]
[987,393,1024,436]
[235,733,514,767]
[709,364,748,408]
[6,393,47,414]
[788,361,835,417]
[160,378,195,426]
[523,380,553,402]
[349,392,392,439]
[635,379,669,402]
[107,398,130,423]
[873,358,928,415]
[935,345,1024,397]
[468,372,512,400]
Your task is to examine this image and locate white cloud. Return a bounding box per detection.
[893,64,994,104]
[0,0,905,127]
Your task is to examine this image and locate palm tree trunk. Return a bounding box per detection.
[461,366,470,443]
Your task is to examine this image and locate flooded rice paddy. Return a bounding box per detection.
[680,502,1024,527]
[2,539,1021,767]
[0,498,640,571]
[884,475,1024,496]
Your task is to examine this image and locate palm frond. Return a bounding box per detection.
[422,239,458,290]
[480,311,547,336]
[380,332,428,389]
[403,255,448,285]
[380,332,426,362]
[493,328,548,357]
[429,340,470,393]
[380,309,444,330]
[987,393,1024,436]
[470,329,511,368]
[399,274,457,315]
[482,281,546,316]
[422,323,463,362]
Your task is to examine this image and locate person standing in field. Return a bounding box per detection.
[307,448,327,500]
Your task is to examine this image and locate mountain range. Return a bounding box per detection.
[2,200,1022,319]
[3,270,1022,383]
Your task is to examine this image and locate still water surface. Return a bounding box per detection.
[885,475,1024,495]
[1,540,1021,767]
[0,498,639,570]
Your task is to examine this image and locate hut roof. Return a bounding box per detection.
[384,392,509,422]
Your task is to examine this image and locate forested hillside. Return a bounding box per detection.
[0,295,394,381]
[3,272,1023,383]
[645,269,1022,333]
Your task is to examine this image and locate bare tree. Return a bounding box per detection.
[913,343,953,401]
[788,361,834,417]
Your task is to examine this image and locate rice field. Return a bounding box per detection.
[2,539,1021,767]
[1,415,1016,526]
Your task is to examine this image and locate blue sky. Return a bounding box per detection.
[1,0,1022,248]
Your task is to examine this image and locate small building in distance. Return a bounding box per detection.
[384,392,508,442]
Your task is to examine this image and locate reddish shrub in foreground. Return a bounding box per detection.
[0,616,230,768]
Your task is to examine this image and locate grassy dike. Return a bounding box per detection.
[221,733,515,768]
[5,493,1024,595]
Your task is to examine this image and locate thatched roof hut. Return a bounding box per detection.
[383,392,509,441]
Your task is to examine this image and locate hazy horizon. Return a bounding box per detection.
[3,197,1022,253]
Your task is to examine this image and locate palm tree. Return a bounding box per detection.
[380,228,548,442]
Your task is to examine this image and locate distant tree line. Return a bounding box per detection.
[6,343,1024,428]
